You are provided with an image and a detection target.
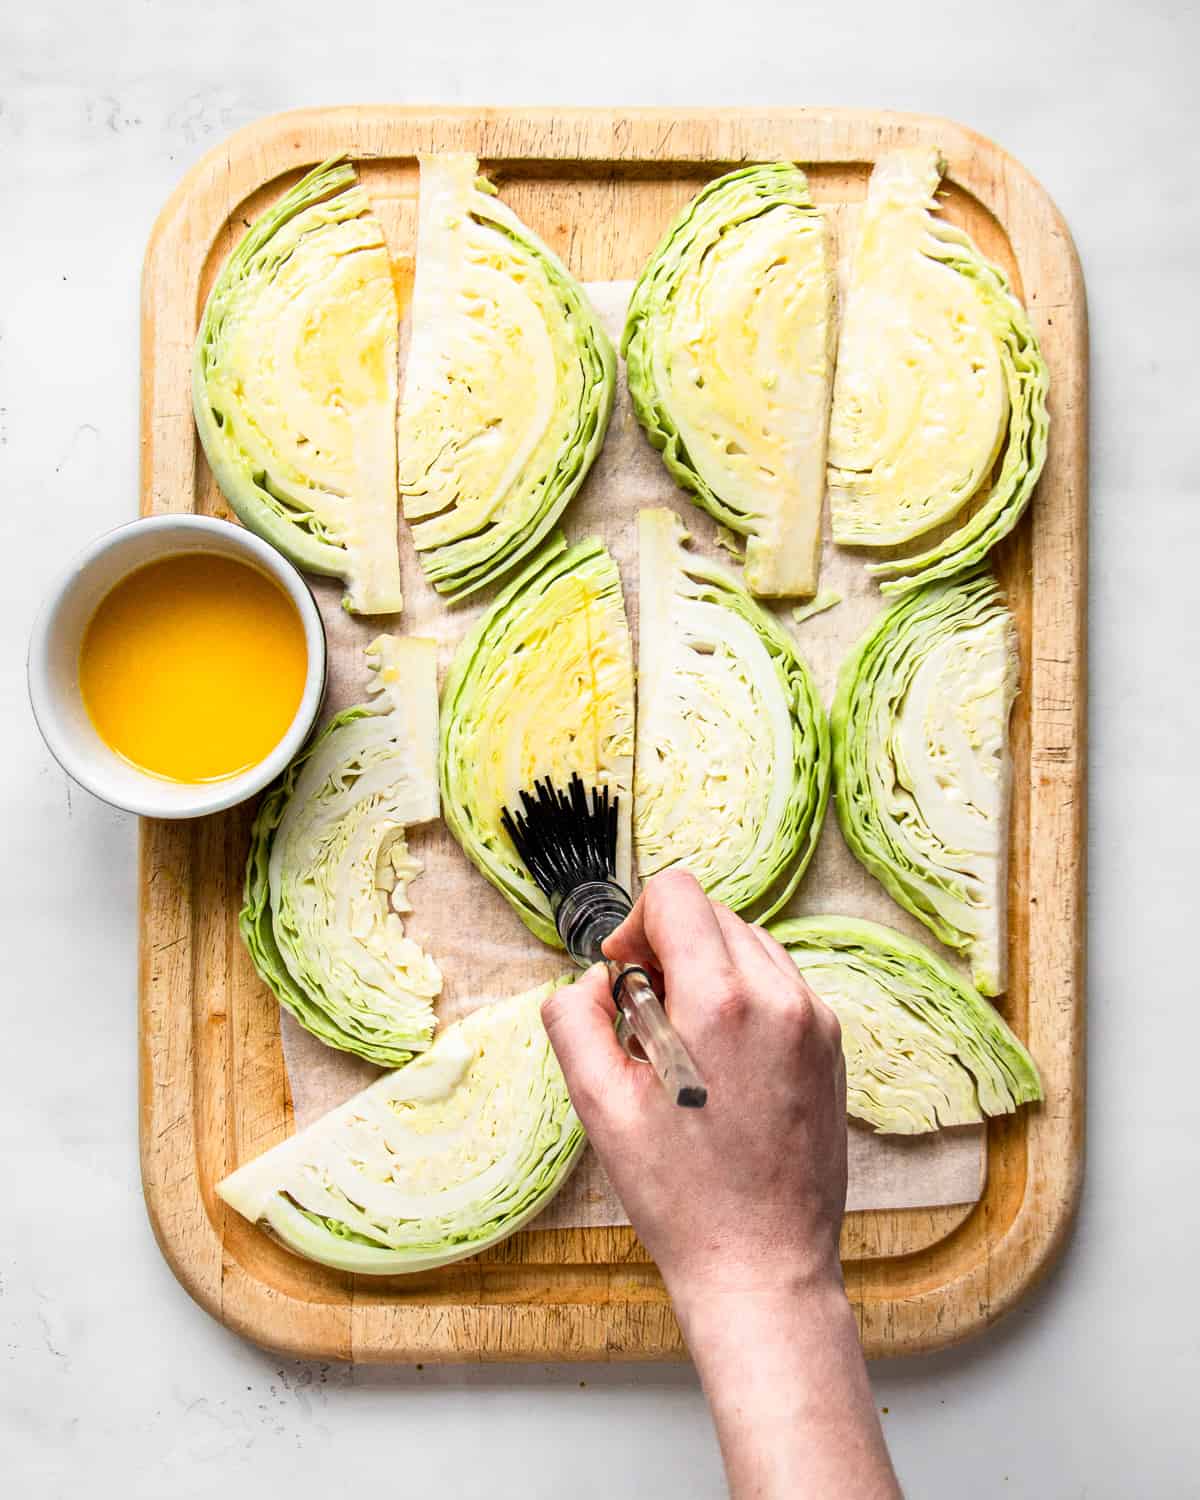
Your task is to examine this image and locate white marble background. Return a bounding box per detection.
[4,2,1198,1495]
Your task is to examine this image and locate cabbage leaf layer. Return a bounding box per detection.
[218,979,585,1274]
[623,164,836,598]
[241,636,442,1066]
[828,149,1049,594]
[397,153,615,600]
[770,916,1041,1133]
[440,534,634,945]
[832,571,1018,995]
[635,509,829,921]
[193,159,402,615]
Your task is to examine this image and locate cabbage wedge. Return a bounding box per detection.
[832,572,1018,995]
[397,153,615,600]
[828,149,1049,594]
[769,916,1041,1134]
[193,159,402,615]
[440,534,634,945]
[218,979,584,1273]
[635,509,829,921]
[623,164,836,598]
[241,636,442,1067]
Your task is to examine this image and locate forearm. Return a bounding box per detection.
[674,1274,902,1500]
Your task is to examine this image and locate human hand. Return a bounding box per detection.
[543,871,898,1499]
[540,869,848,1306]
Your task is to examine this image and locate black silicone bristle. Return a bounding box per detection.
[500,772,619,905]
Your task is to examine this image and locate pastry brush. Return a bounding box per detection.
[501,773,708,1109]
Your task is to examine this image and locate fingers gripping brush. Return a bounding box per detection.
[501,774,708,1108]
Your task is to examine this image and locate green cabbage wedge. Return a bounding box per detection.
[193,159,402,615]
[241,636,442,1067]
[768,916,1041,1133]
[623,164,836,598]
[397,153,616,600]
[440,534,634,945]
[832,572,1018,995]
[827,149,1049,594]
[635,509,829,921]
[217,979,585,1273]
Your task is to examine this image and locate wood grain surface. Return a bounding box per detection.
[139,106,1087,1362]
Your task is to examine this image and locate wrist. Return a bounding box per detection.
[669,1257,852,1365]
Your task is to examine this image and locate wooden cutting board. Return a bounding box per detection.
[139,106,1087,1362]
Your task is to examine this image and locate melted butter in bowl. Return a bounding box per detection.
[80,553,308,783]
[29,515,327,818]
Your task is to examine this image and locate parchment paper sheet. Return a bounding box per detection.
[280,281,985,1224]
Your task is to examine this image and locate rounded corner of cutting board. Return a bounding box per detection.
[854,1114,1085,1359]
[140,106,364,314]
[910,111,1087,309]
[139,1175,357,1363]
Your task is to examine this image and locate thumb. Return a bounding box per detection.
[541,965,636,1127]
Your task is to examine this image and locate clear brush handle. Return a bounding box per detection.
[555,880,708,1110]
[609,963,708,1109]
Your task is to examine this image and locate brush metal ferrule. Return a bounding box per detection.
[554,879,633,968]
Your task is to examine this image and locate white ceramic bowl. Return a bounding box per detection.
[28,515,327,818]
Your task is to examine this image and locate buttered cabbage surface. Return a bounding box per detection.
[623,164,836,599]
[832,572,1018,995]
[828,148,1049,594]
[635,509,829,922]
[397,153,615,600]
[770,917,1041,1134]
[193,159,402,615]
[241,636,442,1067]
[218,980,584,1274]
[440,534,634,945]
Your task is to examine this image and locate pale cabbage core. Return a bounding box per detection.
[772,917,1042,1135]
[397,153,610,597]
[198,168,401,613]
[875,613,1015,991]
[637,518,794,901]
[470,571,634,880]
[798,959,982,1132]
[399,159,576,538]
[655,205,834,595]
[829,150,1008,547]
[267,637,441,1055]
[833,574,1018,995]
[439,537,635,944]
[217,983,585,1273]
